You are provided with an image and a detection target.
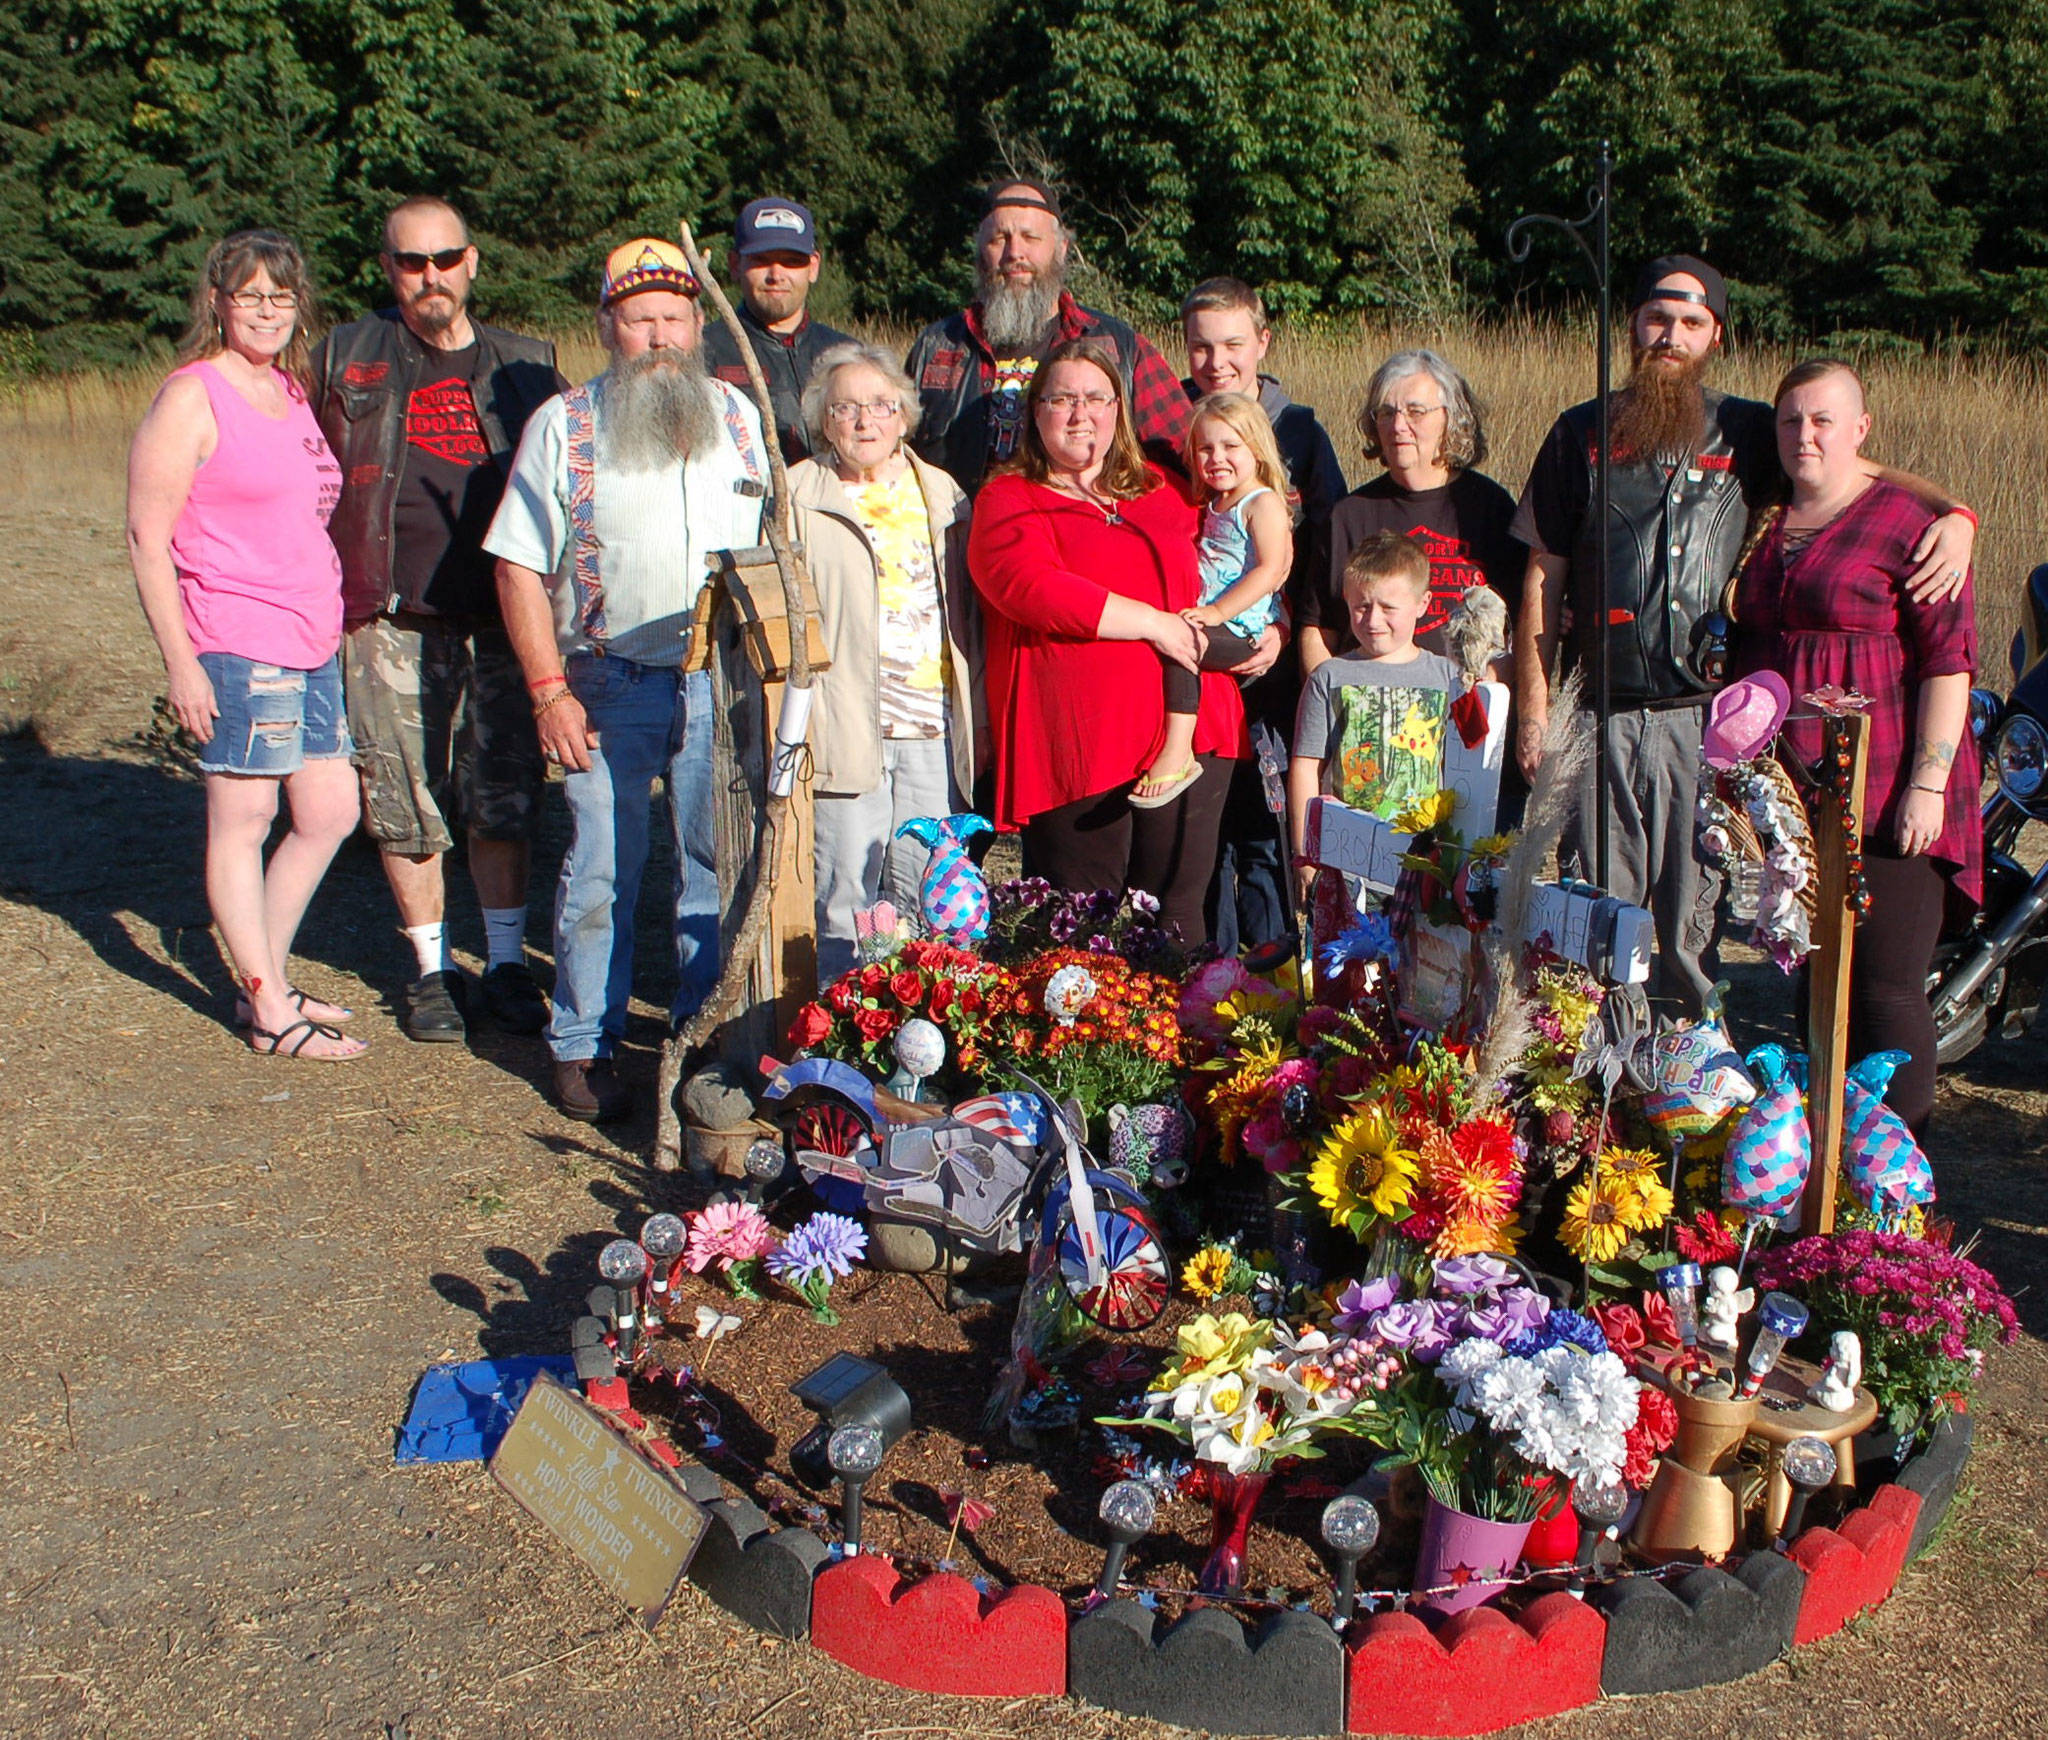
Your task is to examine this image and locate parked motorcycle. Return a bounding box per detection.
[1929,562,2048,1063]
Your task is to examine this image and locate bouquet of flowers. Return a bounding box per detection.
[1516,961,1607,1158]
[764,1212,868,1325]
[1105,1311,1381,1475]
[787,937,1013,1083]
[981,946,1184,1125]
[1755,1229,2019,1437]
[1556,1145,1677,1272]
[684,1200,780,1300]
[1347,1259,1640,1519]
[983,878,1178,972]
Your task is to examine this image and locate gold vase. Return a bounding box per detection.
[1630,1387,1760,1560]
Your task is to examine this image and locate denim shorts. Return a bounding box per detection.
[195,651,352,776]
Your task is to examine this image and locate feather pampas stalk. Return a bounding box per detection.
[1470,672,1594,1106]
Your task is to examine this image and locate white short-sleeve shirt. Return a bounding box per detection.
[485,371,767,668]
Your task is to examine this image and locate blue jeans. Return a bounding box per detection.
[549,656,720,1062]
[194,651,350,776]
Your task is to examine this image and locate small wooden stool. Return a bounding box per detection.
[1743,1351,1876,1540]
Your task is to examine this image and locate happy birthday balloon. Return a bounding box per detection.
[1721,1044,1811,1221]
[1641,1002,1758,1143]
[1842,1051,1936,1213]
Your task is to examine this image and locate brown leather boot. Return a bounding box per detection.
[552,1057,631,1122]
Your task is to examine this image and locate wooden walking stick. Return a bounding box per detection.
[1799,710,1869,1234]
[652,220,816,1171]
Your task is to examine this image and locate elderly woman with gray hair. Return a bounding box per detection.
[790,342,979,980]
[1303,348,1522,673]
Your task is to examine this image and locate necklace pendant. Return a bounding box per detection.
[1103,507,1122,526]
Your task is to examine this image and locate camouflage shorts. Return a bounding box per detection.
[343,617,545,856]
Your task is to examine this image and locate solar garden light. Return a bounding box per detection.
[1774,1435,1838,1551]
[1091,1479,1157,1605]
[789,1352,914,1488]
[1320,1493,1382,1631]
[1568,1479,1630,1595]
[1736,1292,1810,1399]
[597,1238,650,1362]
[828,1422,887,1554]
[1657,1261,1705,1382]
[743,1136,788,1205]
[638,1213,687,1328]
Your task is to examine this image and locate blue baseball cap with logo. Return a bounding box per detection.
[734,197,818,259]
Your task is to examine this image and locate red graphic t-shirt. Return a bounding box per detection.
[391,337,500,613]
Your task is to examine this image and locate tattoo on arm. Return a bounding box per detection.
[1913,737,1957,775]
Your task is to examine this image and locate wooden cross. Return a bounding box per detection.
[1799,711,1869,1235]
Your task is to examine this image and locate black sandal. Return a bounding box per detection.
[247,1017,364,1060]
[235,987,354,1028]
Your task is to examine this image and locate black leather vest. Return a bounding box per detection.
[1564,389,1761,702]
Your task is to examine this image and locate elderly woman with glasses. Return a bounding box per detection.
[969,337,1246,946]
[790,343,981,980]
[1303,349,1521,675]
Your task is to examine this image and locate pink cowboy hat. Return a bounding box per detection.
[1703,672,1792,768]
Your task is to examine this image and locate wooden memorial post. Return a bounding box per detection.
[1799,710,1870,1235]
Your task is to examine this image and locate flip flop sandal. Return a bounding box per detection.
[234,987,354,1029]
[248,1017,364,1060]
[1127,762,1204,811]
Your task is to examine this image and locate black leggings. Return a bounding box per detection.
[1021,755,1233,947]
[1804,848,1947,1136]
[1164,625,1259,715]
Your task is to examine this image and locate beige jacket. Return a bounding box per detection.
[788,450,979,798]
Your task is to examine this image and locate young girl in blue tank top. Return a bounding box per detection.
[1130,392,1295,808]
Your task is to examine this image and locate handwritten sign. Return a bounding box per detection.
[1304,798,1413,894]
[1439,680,1508,837]
[491,1372,710,1622]
[1523,883,1653,986]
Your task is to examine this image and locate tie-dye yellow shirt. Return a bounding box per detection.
[840,469,949,738]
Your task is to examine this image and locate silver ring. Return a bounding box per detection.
[1949,567,1962,579]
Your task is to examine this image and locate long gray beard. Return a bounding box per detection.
[600,348,720,472]
[977,268,1063,350]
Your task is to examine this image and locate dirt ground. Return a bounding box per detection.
[3,499,2046,1740]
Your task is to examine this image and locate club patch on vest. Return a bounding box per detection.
[342,361,389,386]
[1695,452,1734,471]
[349,463,382,488]
[920,346,967,392]
[713,364,751,387]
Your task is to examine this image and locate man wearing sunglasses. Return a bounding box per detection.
[311,196,567,1045]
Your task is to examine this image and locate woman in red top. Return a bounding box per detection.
[1731,359,1979,1134]
[970,338,1247,944]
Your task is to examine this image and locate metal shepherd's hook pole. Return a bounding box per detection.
[652,220,816,1170]
[1506,141,1613,890]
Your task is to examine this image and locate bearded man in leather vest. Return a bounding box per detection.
[1511,256,1977,1017]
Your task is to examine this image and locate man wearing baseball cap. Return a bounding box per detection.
[904,177,1192,492]
[701,197,854,464]
[1512,253,1978,1017]
[486,238,768,1120]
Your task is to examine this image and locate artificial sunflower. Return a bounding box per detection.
[1308,1107,1419,1235]
[1181,1246,1234,1301]
[1616,1170,1676,1235]
[1559,1170,1636,1264]
[1389,789,1459,834]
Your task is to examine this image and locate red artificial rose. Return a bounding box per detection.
[960,985,984,1015]
[788,1001,833,1050]
[826,978,860,1015]
[927,978,956,1019]
[859,963,888,994]
[853,1005,897,1043]
[1590,1301,1647,1358]
[1640,1289,1679,1347]
[889,969,923,1008]
[1634,1384,1679,1453]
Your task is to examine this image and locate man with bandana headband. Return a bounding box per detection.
[486,239,766,1121]
[904,179,1192,493]
[1512,254,1977,1017]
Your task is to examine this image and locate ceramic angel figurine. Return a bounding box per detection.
[1700,1264,1754,1351]
[1807,1330,1864,1412]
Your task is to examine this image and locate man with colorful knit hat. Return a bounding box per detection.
[486,239,767,1121]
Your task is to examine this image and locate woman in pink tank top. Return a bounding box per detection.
[128,230,367,1060]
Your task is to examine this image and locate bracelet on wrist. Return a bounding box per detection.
[1909,780,1946,795]
[527,672,569,696]
[533,688,575,719]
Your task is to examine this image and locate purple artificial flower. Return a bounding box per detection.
[1455,1301,1521,1345]
[1497,1287,1554,1336]
[1432,1255,1513,1297]
[1366,1300,1435,1351]
[765,1212,868,1287]
[1408,1302,1457,1362]
[1332,1276,1401,1333]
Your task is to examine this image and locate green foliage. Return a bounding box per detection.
[6,0,2048,356]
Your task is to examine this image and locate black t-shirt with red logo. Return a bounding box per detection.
[392,334,500,616]
[1315,469,1524,656]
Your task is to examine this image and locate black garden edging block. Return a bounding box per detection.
[1067,1600,1343,1736]
[1593,1550,1804,1696]
[686,1493,831,1639]
[1895,1412,1975,1562]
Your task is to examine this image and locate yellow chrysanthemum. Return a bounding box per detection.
[1615,1171,1676,1235]
[1182,1246,1234,1301]
[1308,1108,1418,1228]
[1559,1172,1636,1264]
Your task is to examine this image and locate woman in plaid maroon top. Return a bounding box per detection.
[1731,359,1980,1134]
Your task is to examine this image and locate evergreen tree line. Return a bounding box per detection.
[7,0,2048,368]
